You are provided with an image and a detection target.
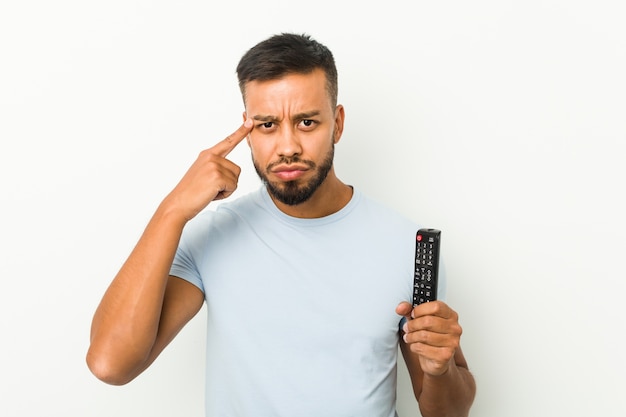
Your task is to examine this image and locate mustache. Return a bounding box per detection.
[266,156,316,172]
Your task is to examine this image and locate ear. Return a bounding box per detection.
[333,105,345,144]
[242,111,251,146]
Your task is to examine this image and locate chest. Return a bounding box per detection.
[201,228,412,348]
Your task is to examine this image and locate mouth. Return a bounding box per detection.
[270,164,311,181]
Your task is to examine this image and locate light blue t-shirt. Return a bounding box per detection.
[170,187,437,417]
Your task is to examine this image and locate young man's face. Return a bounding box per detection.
[244,69,344,206]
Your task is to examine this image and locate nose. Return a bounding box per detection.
[275,126,302,158]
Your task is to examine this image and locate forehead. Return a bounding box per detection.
[244,69,332,115]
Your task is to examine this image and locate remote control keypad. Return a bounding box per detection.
[414,231,439,305]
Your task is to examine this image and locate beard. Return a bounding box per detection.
[253,143,335,206]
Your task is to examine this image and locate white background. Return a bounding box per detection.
[1,1,625,416]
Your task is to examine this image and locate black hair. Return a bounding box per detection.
[236,33,338,107]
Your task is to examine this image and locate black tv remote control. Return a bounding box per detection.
[413,228,441,306]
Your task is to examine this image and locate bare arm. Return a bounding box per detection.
[86,207,202,385]
[397,301,476,417]
[86,120,253,385]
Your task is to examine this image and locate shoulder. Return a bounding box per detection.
[194,188,264,223]
[354,190,418,229]
[212,187,264,216]
[179,188,265,240]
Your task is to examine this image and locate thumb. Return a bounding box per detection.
[395,301,413,318]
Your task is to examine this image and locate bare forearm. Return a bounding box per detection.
[87,202,187,383]
[87,122,253,384]
[418,361,476,417]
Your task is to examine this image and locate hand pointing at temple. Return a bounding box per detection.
[162,119,254,222]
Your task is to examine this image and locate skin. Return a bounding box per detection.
[244,69,351,217]
[397,301,476,417]
[87,69,475,416]
[86,121,252,384]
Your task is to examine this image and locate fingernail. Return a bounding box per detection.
[402,322,408,334]
[403,333,408,343]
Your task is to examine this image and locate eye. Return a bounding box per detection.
[256,121,277,133]
[299,119,317,130]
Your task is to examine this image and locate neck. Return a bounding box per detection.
[268,169,353,219]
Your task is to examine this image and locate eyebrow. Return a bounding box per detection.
[252,110,321,123]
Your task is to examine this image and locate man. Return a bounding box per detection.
[87,33,476,416]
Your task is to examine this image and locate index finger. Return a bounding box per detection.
[211,119,254,157]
